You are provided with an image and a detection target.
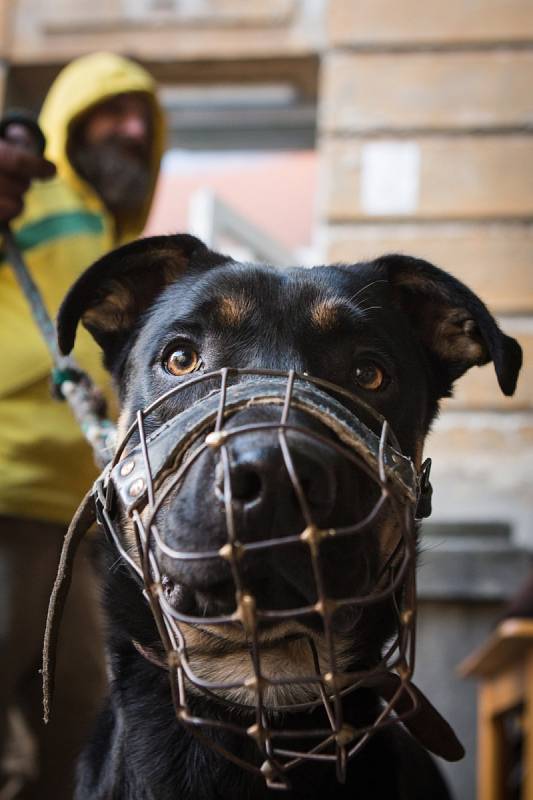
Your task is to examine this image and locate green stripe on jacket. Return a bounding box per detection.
[1,210,105,261]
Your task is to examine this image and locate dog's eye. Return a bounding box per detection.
[354,361,385,391]
[164,346,201,376]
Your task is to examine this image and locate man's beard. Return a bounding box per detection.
[69,137,152,215]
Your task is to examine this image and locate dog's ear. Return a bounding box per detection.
[378,254,522,396]
[57,234,230,363]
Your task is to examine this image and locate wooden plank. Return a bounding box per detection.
[321,136,533,221]
[424,411,533,536]
[0,0,12,60]
[478,687,505,800]
[460,619,533,677]
[9,0,319,63]
[9,28,318,64]
[479,666,526,716]
[524,653,533,800]
[328,0,533,47]
[42,0,294,28]
[320,51,533,133]
[427,412,533,462]
[325,222,533,314]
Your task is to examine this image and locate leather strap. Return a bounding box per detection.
[42,490,97,723]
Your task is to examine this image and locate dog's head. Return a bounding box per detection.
[58,234,520,768]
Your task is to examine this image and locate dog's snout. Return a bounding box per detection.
[215,457,264,505]
[216,435,337,523]
[156,404,367,610]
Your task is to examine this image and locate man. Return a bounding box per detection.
[0,52,164,799]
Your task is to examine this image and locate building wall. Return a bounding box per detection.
[4,0,326,63]
[318,0,533,550]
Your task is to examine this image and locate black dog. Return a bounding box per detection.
[57,234,521,800]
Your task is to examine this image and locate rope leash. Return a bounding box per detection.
[42,489,96,723]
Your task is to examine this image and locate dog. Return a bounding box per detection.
[56,234,521,800]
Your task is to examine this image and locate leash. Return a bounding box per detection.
[42,488,97,724]
[0,112,116,468]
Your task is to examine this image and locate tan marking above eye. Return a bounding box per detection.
[164,346,201,376]
[310,298,340,330]
[354,362,385,391]
[217,293,255,326]
[309,296,354,331]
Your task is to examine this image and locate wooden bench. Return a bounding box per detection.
[460,619,533,800]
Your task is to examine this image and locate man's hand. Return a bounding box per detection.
[0,135,56,224]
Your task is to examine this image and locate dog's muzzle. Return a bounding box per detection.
[93,368,433,788]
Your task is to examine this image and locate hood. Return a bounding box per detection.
[39,52,165,242]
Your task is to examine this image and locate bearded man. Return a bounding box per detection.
[0,52,164,799]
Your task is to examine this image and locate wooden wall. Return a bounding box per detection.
[318,3,533,537]
[3,0,324,63]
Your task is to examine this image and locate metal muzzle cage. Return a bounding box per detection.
[91,368,427,789]
[43,367,437,790]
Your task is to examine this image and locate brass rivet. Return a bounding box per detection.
[300,524,325,553]
[260,760,275,779]
[402,609,413,625]
[236,592,256,633]
[300,524,315,543]
[323,671,336,686]
[129,477,145,497]
[205,431,226,448]
[336,724,356,746]
[120,459,135,477]
[247,723,265,741]
[397,660,410,680]
[167,651,181,669]
[219,543,232,560]
[219,542,243,561]
[315,598,335,617]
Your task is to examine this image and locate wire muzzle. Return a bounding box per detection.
[47,368,443,789]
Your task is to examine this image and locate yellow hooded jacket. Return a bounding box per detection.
[0,53,164,524]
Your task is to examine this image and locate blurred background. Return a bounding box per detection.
[1,1,532,797]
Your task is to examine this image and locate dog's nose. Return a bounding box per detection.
[220,459,263,505]
[215,434,337,527]
[156,405,360,604]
